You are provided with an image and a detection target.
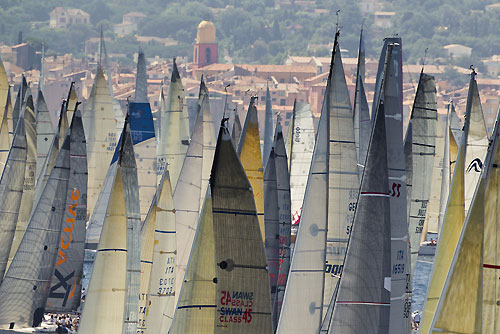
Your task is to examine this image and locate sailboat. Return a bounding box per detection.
[0,106,72,329]
[407,72,437,270]
[0,115,27,284]
[46,108,87,312]
[79,119,138,334]
[157,58,190,190]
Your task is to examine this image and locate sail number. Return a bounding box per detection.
[219,290,254,324]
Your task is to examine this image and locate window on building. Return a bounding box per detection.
[280,99,286,106]
[280,78,285,83]
[205,47,211,64]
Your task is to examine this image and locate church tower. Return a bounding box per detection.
[193,21,218,69]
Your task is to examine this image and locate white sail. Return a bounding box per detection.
[170,189,216,334]
[46,109,87,312]
[0,118,27,283]
[463,71,488,213]
[288,101,315,227]
[134,52,149,103]
[157,59,190,189]
[83,66,120,219]
[199,79,216,208]
[0,122,70,329]
[407,73,437,271]
[35,90,55,181]
[7,94,37,271]
[66,82,78,124]
[212,124,273,333]
[173,105,203,304]
[277,64,329,334]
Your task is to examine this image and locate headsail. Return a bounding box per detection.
[35,90,55,181]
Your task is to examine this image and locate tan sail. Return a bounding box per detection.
[78,168,128,334]
[83,67,119,218]
[170,191,216,334]
[430,180,483,333]
[237,97,265,240]
[0,57,9,124]
[0,91,12,172]
[420,141,465,333]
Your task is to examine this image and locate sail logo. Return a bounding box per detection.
[57,188,80,266]
[466,158,483,173]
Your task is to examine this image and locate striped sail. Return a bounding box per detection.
[482,111,500,332]
[135,52,148,103]
[277,68,328,334]
[46,108,87,312]
[463,71,488,213]
[0,118,27,283]
[173,106,203,304]
[0,122,70,329]
[288,101,315,227]
[263,85,274,169]
[170,190,216,334]
[8,94,37,270]
[407,73,437,272]
[430,179,484,333]
[420,138,465,333]
[79,166,129,334]
[237,96,265,240]
[325,39,359,315]
[328,96,391,334]
[143,171,176,333]
[0,91,13,173]
[83,66,120,219]
[212,124,273,333]
[157,59,190,189]
[35,90,55,181]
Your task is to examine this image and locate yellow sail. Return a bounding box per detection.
[449,127,458,180]
[430,180,483,333]
[237,97,265,239]
[0,92,12,172]
[420,141,465,333]
[0,57,9,124]
[78,168,127,334]
[170,191,216,334]
[482,124,500,332]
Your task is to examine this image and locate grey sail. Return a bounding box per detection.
[173,103,203,303]
[449,102,463,146]
[0,118,27,284]
[46,108,87,312]
[35,90,55,181]
[231,108,242,148]
[134,51,149,103]
[263,85,274,169]
[264,142,279,331]
[273,120,291,328]
[404,121,413,219]
[0,119,71,329]
[120,116,142,334]
[211,122,273,333]
[12,75,27,132]
[407,73,437,272]
[329,99,391,334]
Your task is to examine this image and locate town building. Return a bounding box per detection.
[193,21,218,70]
[49,7,90,29]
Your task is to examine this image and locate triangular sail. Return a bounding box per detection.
[263,85,274,169]
[463,71,488,213]
[288,101,315,227]
[237,96,265,240]
[157,58,190,189]
[231,108,242,148]
[407,73,437,271]
[0,91,13,172]
[0,57,9,123]
[430,179,484,333]
[450,102,463,145]
[35,90,55,181]
[46,108,87,312]
[420,137,465,333]
[211,123,273,333]
[328,97,391,334]
[170,189,216,334]
[0,122,70,329]
[0,118,27,284]
[135,51,149,103]
[200,79,216,207]
[7,94,37,270]
[12,75,27,132]
[66,82,78,123]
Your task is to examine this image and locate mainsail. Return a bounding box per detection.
[237,96,265,240]
[35,90,55,181]
[0,118,27,283]
[0,119,70,329]
[157,58,190,189]
[407,73,437,271]
[135,51,149,103]
[211,123,273,333]
[288,101,315,227]
[46,108,87,312]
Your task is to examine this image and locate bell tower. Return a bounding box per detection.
[193,21,218,69]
